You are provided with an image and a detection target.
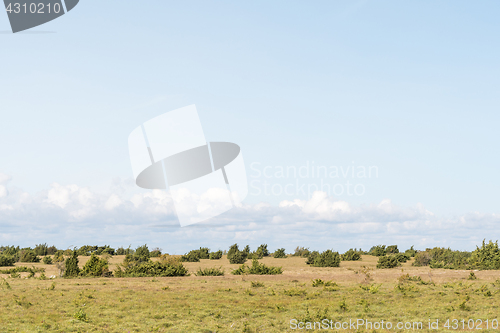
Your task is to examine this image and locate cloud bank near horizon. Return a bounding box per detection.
[0,172,498,254]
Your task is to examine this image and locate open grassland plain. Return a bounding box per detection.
[1,255,500,332]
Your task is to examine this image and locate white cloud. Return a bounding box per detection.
[0,173,12,185]
[104,194,122,211]
[0,185,7,199]
[0,175,498,253]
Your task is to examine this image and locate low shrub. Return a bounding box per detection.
[230,259,282,275]
[242,245,251,258]
[150,248,162,258]
[135,244,151,261]
[0,266,44,274]
[34,243,51,256]
[73,309,88,322]
[182,247,210,262]
[405,245,417,257]
[64,251,80,277]
[312,279,324,287]
[412,251,431,266]
[181,250,201,262]
[19,249,40,263]
[273,248,287,258]
[227,244,247,264]
[81,253,109,277]
[341,249,362,261]
[292,246,310,257]
[159,254,182,266]
[469,240,500,270]
[230,264,247,275]
[369,245,386,256]
[376,255,400,269]
[305,251,319,265]
[76,245,93,256]
[247,251,263,259]
[256,244,269,257]
[42,256,53,265]
[412,247,471,269]
[209,250,223,260]
[0,255,15,267]
[310,250,340,267]
[53,251,65,263]
[195,267,224,276]
[386,245,399,254]
[115,247,130,255]
[198,247,210,259]
[99,246,115,256]
[394,253,410,263]
[248,259,282,275]
[114,260,188,277]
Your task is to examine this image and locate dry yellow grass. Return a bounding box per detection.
[1,255,499,332]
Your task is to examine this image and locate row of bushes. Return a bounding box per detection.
[410,240,500,270]
[0,244,163,265]
[4,240,500,271]
[57,245,282,278]
[375,240,500,270]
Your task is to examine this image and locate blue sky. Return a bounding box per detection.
[1,1,499,253]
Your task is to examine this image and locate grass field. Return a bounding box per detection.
[1,255,500,332]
